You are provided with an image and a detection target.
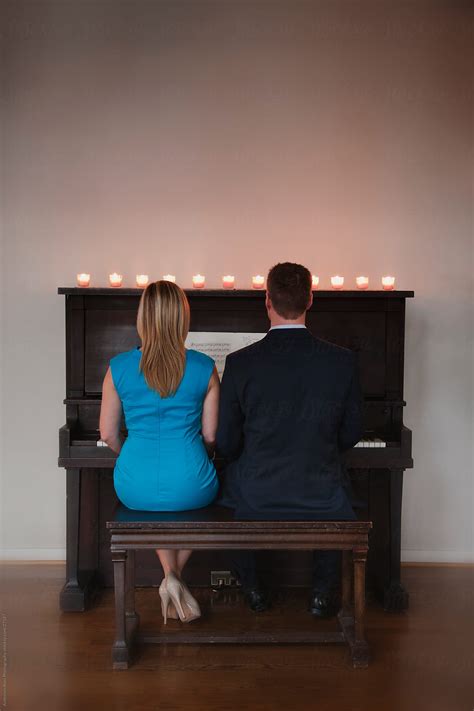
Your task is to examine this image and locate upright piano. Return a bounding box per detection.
[58,287,414,612]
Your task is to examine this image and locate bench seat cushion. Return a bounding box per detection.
[107,504,372,533]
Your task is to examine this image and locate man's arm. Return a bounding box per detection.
[216,356,244,461]
[338,355,364,452]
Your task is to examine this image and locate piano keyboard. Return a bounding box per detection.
[354,438,386,448]
[97,437,387,448]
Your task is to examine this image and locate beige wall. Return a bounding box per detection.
[1,0,473,561]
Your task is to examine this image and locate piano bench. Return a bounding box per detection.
[107,504,372,670]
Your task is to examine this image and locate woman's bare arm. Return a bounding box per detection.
[99,367,123,453]
[201,367,220,456]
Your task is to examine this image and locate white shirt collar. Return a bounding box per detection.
[269,324,307,330]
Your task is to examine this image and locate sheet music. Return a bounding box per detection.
[185,331,266,377]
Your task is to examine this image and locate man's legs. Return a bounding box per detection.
[229,550,260,591]
[229,550,270,612]
[310,504,357,616]
[225,506,270,610]
[312,550,342,594]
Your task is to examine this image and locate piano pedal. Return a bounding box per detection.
[383,582,409,613]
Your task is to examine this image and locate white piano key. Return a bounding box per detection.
[354,437,387,448]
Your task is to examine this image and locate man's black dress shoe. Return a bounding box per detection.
[308,590,339,618]
[243,588,270,612]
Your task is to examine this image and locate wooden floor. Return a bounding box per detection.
[2,564,473,711]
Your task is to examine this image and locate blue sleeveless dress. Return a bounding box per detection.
[110,347,219,511]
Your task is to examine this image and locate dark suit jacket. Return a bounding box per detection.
[216,327,363,518]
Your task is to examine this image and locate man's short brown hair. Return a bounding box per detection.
[267,262,312,319]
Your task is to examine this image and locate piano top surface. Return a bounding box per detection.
[58,287,414,298]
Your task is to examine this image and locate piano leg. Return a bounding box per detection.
[112,550,131,669]
[384,468,409,612]
[59,468,100,611]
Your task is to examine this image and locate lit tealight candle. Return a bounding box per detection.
[136,274,149,288]
[252,275,265,289]
[162,274,176,283]
[192,274,206,289]
[311,275,319,290]
[381,275,395,291]
[109,273,123,288]
[356,276,369,290]
[76,273,90,287]
[222,275,235,289]
[331,275,344,290]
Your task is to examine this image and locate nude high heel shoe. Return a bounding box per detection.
[166,572,201,623]
[181,583,201,622]
[159,578,178,624]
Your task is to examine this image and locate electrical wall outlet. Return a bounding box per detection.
[210,570,239,588]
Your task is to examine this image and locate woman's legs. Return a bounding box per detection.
[156,549,192,577]
[156,550,179,576]
[177,549,192,575]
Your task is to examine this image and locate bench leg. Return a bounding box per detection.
[59,468,99,612]
[352,549,370,668]
[125,550,140,640]
[112,550,131,670]
[341,550,352,617]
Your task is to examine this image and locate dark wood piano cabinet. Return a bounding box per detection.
[58,288,414,613]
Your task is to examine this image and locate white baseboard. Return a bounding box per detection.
[1,548,472,564]
[1,549,66,561]
[401,549,473,564]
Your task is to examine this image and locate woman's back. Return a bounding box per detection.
[99,280,219,623]
[110,347,218,511]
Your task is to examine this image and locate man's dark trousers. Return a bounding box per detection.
[228,509,356,594]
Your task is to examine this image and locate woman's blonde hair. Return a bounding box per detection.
[136,280,190,397]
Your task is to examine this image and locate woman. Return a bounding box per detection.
[99,280,220,624]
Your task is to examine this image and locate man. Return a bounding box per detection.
[216,262,363,616]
